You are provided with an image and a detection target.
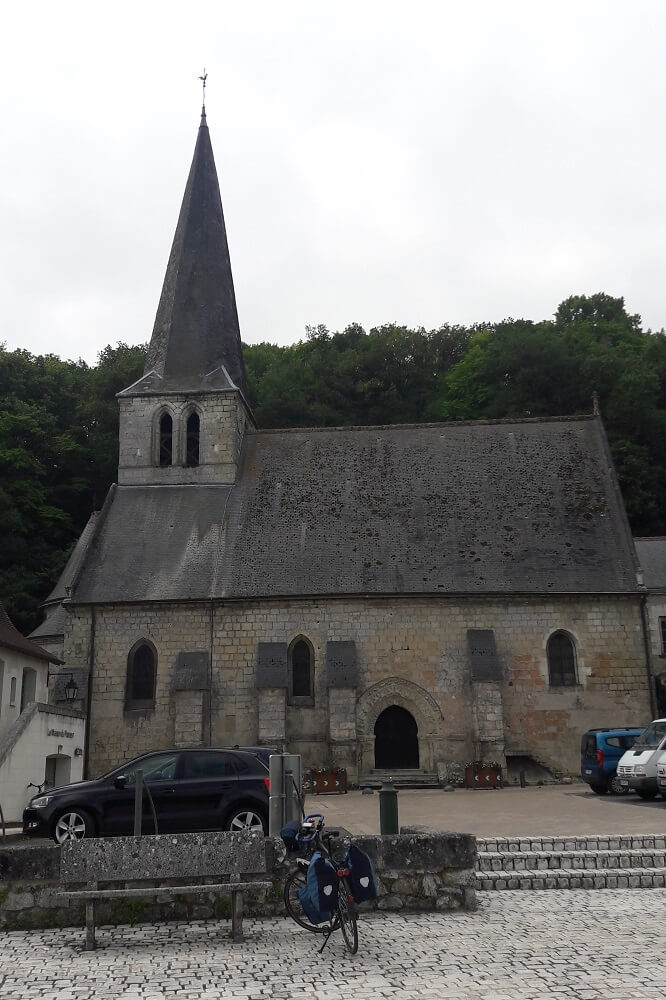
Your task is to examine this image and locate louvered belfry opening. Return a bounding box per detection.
[186,412,200,467]
[159,414,173,467]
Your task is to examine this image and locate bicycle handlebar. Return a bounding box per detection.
[295,813,326,843]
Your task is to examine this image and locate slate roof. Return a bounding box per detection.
[29,603,68,641]
[127,111,248,399]
[71,414,639,604]
[634,538,666,591]
[29,512,100,640]
[0,605,62,663]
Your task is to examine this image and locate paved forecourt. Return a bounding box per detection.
[311,783,666,837]
[2,889,666,999]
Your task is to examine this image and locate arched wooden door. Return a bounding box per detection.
[374,705,419,769]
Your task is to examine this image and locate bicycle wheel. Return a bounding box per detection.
[284,871,327,934]
[337,880,358,954]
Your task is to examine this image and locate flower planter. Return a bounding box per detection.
[308,768,348,794]
[464,765,502,789]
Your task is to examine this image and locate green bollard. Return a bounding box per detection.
[379,780,398,834]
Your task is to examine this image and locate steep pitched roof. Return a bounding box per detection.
[634,537,666,591]
[71,415,639,603]
[126,111,248,398]
[0,605,62,663]
[29,512,100,641]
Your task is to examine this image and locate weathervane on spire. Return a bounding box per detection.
[198,68,208,116]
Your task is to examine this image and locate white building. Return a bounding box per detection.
[0,605,86,825]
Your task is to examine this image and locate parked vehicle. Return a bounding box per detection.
[23,746,275,844]
[616,719,666,798]
[580,727,643,794]
[652,733,666,798]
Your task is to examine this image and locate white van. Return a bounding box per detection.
[616,719,666,798]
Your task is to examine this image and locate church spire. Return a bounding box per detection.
[143,110,248,398]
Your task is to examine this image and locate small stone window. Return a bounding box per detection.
[159,414,173,467]
[185,412,200,467]
[547,631,577,687]
[660,617,666,655]
[126,641,157,711]
[288,637,314,705]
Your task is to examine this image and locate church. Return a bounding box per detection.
[34,109,654,786]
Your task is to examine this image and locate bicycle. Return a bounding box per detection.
[283,813,359,954]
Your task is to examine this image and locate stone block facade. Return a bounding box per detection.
[118,391,250,486]
[62,592,652,782]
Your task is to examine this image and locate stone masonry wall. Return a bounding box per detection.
[118,391,249,486]
[63,594,651,781]
[644,595,666,714]
[257,689,286,748]
[0,832,476,931]
[471,682,505,764]
[174,691,206,747]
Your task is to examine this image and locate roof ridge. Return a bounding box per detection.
[249,413,597,436]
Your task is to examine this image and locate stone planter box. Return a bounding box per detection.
[465,765,502,789]
[307,769,347,794]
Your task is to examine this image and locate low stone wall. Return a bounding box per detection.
[0,831,476,931]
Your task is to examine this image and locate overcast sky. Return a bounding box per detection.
[1,1,665,365]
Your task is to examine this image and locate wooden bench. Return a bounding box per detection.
[56,830,272,949]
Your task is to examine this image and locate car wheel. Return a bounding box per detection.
[609,774,629,796]
[636,789,658,800]
[53,808,96,844]
[589,784,608,795]
[225,807,267,834]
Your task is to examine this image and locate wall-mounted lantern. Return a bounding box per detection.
[47,669,79,704]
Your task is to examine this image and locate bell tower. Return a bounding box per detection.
[117,108,254,486]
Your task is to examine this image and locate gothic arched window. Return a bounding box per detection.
[126,641,157,711]
[288,637,314,704]
[185,412,200,467]
[547,631,577,687]
[159,414,173,467]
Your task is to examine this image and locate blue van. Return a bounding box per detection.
[580,728,643,795]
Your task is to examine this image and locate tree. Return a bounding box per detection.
[0,342,145,631]
[435,294,666,534]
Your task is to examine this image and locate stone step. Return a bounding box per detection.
[360,771,440,788]
[476,834,666,853]
[478,849,666,872]
[476,867,666,891]
[368,769,433,776]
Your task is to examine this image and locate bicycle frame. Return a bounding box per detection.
[284,814,359,953]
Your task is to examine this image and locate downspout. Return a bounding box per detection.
[83,605,96,779]
[593,406,656,718]
[208,600,214,747]
[640,590,658,718]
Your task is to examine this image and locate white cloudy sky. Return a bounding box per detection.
[1,1,665,364]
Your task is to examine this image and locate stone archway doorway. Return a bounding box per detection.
[374,705,419,769]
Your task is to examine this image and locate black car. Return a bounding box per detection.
[23,747,275,845]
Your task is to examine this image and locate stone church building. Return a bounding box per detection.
[38,111,654,785]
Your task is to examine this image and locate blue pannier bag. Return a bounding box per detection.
[346,844,378,903]
[297,851,339,924]
[280,820,301,854]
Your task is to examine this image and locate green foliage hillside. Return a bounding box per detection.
[2,292,665,632]
[0,343,145,631]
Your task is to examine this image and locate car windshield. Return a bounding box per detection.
[632,722,666,749]
[97,752,180,784]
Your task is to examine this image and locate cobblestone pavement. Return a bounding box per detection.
[2,890,666,1000]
